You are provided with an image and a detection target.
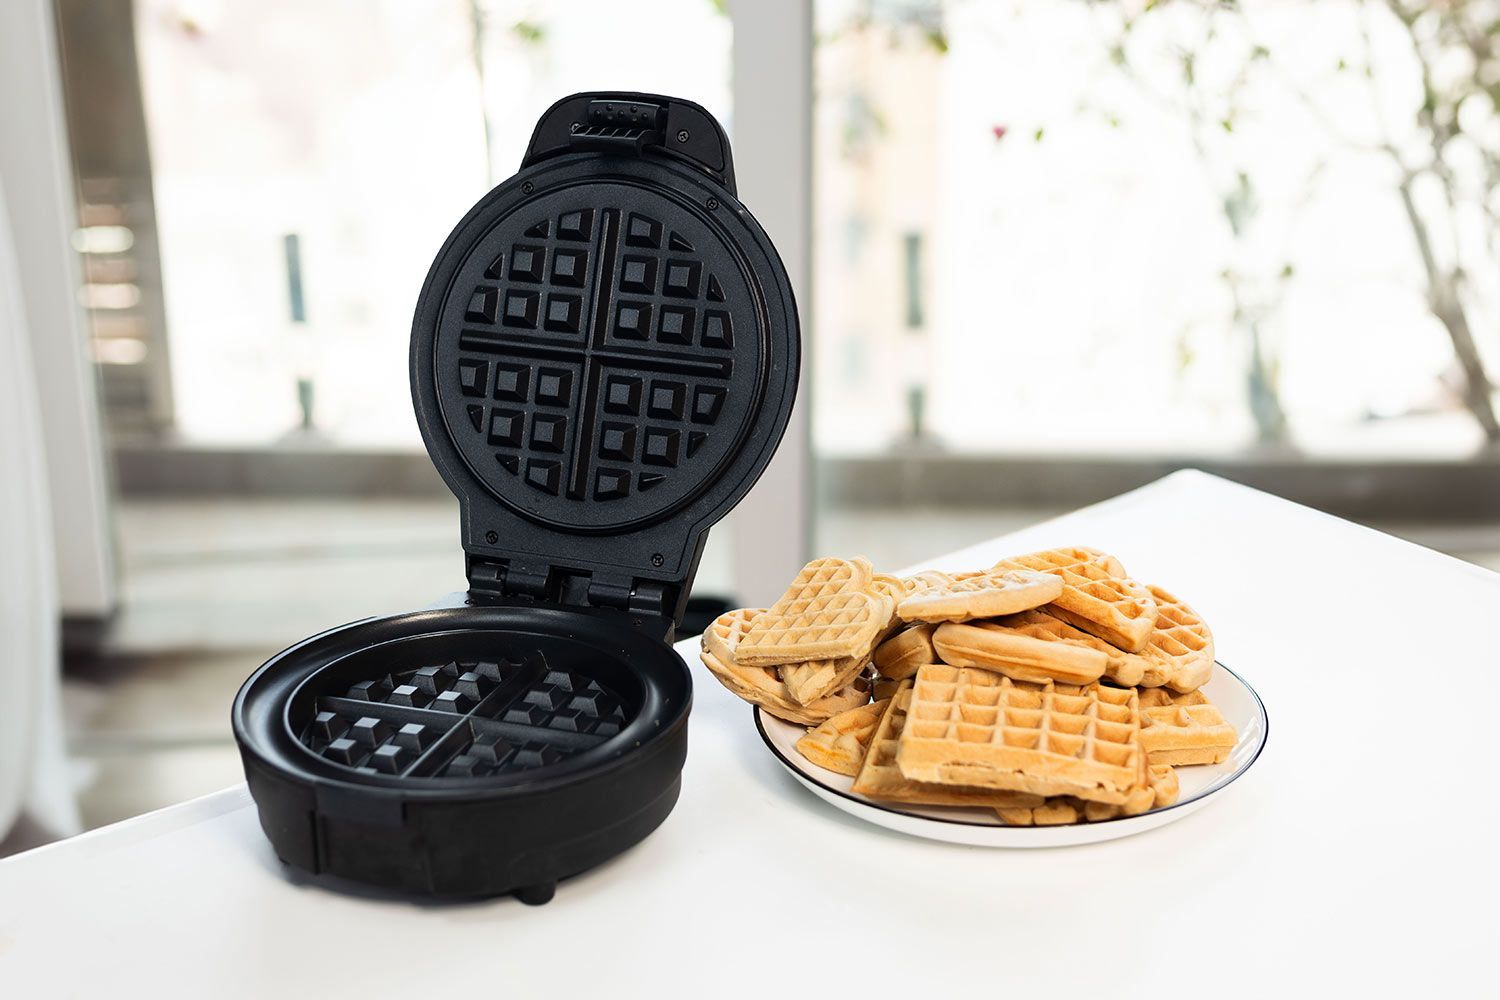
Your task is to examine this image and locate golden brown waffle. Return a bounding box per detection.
[901,570,953,594]
[1137,687,1208,709]
[931,613,1110,686]
[699,644,870,722]
[851,682,1045,809]
[794,698,889,776]
[994,799,1084,826]
[868,573,908,643]
[997,763,1179,825]
[778,572,903,704]
[1138,688,1236,765]
[1133,584,1215,692]
[699,646,869,724]
[1080,547,1129,578]
[872,675,902,701]
[705,599,876,707]
[990,548,1157,652]
[737,557,893,666]
[699,608,870,724]
[895,569,1063,624]
[782,652,869,706]
[896,664,1144,804]
[702,606,764,664]
[873,624,937,681]
[934,610,1145,687]
[1150,763,1180,806]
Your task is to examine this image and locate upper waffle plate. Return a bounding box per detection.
[434,185,759,530]
[415,154,796,546]
[754,662,1268,848]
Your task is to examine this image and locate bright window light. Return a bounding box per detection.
[71,225,135,254]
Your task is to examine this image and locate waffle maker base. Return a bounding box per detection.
[233,600,690,903]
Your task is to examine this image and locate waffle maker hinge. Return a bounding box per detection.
[466,555,676,640]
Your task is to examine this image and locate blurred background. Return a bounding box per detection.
[2,0,1497,850]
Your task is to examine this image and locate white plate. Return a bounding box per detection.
[755,663,1268,847]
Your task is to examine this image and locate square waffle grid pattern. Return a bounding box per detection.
[737,558,887,665]
[1136,688,1237,763]
[898,664,1142,801]
[1136,586,1214,689]
[992,549,1156,649]
[453,205,737,505]
[301,655,631,779]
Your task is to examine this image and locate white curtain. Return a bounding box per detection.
[0,173,80,842]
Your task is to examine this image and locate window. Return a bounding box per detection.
[813,0,1500,460]
[104,0,731,445]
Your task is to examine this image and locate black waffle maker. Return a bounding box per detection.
[232,92,799,903]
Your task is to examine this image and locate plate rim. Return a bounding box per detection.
[753,660,1269,830]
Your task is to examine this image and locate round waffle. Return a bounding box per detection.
[1133,584,1215,692]
[991,547,1158,652]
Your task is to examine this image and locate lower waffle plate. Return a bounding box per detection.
[754,662,1267,848]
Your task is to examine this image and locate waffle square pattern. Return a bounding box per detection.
[736,556,893,666]
[992,547,1158,652]
[896,663,1144,804]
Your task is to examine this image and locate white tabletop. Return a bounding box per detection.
[3,471,1496,997]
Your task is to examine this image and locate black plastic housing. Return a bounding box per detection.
[232,92,799,903]
[233,602,689,900]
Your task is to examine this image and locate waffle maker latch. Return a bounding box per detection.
[522,91,734,189]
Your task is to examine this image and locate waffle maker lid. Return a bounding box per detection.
[413,91,799,624]
[232,92,799,902]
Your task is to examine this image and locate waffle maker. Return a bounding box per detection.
[232,92,799,903]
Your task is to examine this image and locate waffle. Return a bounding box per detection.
[994,798,1084,826]
[850,682,1044,809]
[700,646,869,724]
[901,570,954,594]
[699,609,870,724]
[779,572,902,703]
[706,591,877,706]
[1138,687,1236,764]
[736,557,894,666]
[896,569,1063,624]
[991,547,1157,652]
[873,624,937,681]
[703,606,764,665]
[896,664,1144,804]
[996,763,1179,825]
[931,613,1110,686]
[1132,584,1215,692]
[1149,763,1179,806]
[795,698,889,775]
[713,552,1232,828]
[936,610,1146,687]
[1080,547,1129,578]
[1138,687,1208,708]
[869,573,908,643]
[782,652,870,706]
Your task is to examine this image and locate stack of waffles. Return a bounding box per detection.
[699,547,1238,826]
